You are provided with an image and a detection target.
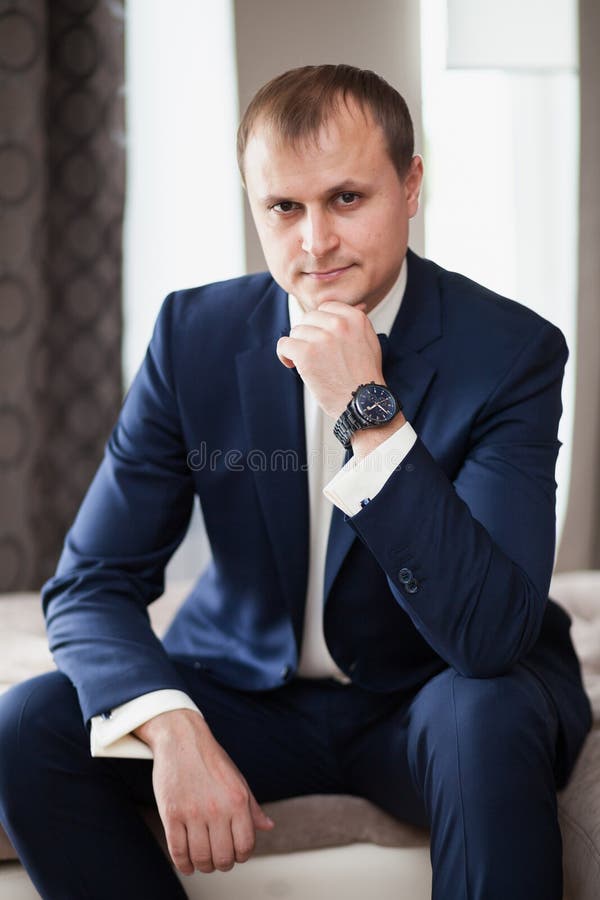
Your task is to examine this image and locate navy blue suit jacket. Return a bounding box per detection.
[42,250,591,784]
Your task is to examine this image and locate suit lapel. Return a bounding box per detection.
[235,281,308,646]
[324,250,442,602]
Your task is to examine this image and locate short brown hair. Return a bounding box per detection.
[237,64,414,183]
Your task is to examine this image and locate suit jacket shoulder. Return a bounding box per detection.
[165,271,279,339]
[416,252,566,356]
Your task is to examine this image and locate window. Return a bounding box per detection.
[421,0,579,540]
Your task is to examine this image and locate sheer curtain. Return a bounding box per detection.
[124,0,244,383]
[124,0,244,580]
[420,0,579,546]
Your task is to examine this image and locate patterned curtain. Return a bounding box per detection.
[0,0,125,590]
[556,0,600,572]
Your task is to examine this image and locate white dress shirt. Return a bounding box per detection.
[91,260,417,758]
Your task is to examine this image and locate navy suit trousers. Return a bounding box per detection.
[0,661,562,900]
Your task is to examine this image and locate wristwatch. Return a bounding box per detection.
[333,382,401,449]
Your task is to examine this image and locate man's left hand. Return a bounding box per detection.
[276,301,383,419]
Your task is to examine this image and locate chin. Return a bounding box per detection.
[310,286,364,306]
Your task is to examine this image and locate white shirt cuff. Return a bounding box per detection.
[90,689,202,759]
[323,421,417,517]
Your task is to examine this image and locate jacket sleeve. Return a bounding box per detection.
[346,321,568,677]
[42,293,196,722]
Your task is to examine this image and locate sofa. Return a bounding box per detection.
[1,572,598,900]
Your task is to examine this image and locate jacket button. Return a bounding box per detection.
[398,567,413,584]
[406,578,419,594]
[281,665,293,681]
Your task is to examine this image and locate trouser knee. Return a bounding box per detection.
[0,673,86,825]
[405,667,562,900]
[408,665,559,789]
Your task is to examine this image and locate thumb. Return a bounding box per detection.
[250,794,275,830]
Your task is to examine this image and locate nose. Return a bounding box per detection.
[301,209,340,259]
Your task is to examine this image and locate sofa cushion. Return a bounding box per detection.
[551,571,600,722]
[0,594,54,695]
[550,573,600,900]
[258,795,429,854]
[0,826,14,863]
[142,795,429,859]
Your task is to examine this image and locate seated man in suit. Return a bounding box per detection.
[0,64,592,900]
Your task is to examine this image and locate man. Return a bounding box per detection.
[0,65,591,900]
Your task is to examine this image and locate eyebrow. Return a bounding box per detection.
[260,179,367,207]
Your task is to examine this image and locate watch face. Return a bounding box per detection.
[355,384,397,424]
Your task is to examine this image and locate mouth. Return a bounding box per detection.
[303,264,355,281]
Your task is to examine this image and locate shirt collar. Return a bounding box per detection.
[288,256,407,336]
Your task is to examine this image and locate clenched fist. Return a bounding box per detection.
[276,301,384,419]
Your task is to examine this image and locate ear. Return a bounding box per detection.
[404,155,424,218]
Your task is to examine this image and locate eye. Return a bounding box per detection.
[337,191,360,206]
[271,200,299,214]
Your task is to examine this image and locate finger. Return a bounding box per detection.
[297,309,364,336]
[287,323,333,342]
[292,308,350,330]
[231,809,256,863]
[290,312,373,347]
[249,793,275,831]
[323,301,379,353]
[305,302,374,339]
[278,353,296,368]
[166,820,194,876]
[208,819,236,872]
[187,821,215,874]
[276,335,301,368]
[316,299,369,319]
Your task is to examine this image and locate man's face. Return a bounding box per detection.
[243,99,422,312]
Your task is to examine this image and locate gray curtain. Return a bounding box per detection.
[0,0,125,590]
[556,0,600,572]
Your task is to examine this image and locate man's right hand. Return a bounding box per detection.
[134,709,274,875]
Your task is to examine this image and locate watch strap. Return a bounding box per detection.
[333,405,363,449]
